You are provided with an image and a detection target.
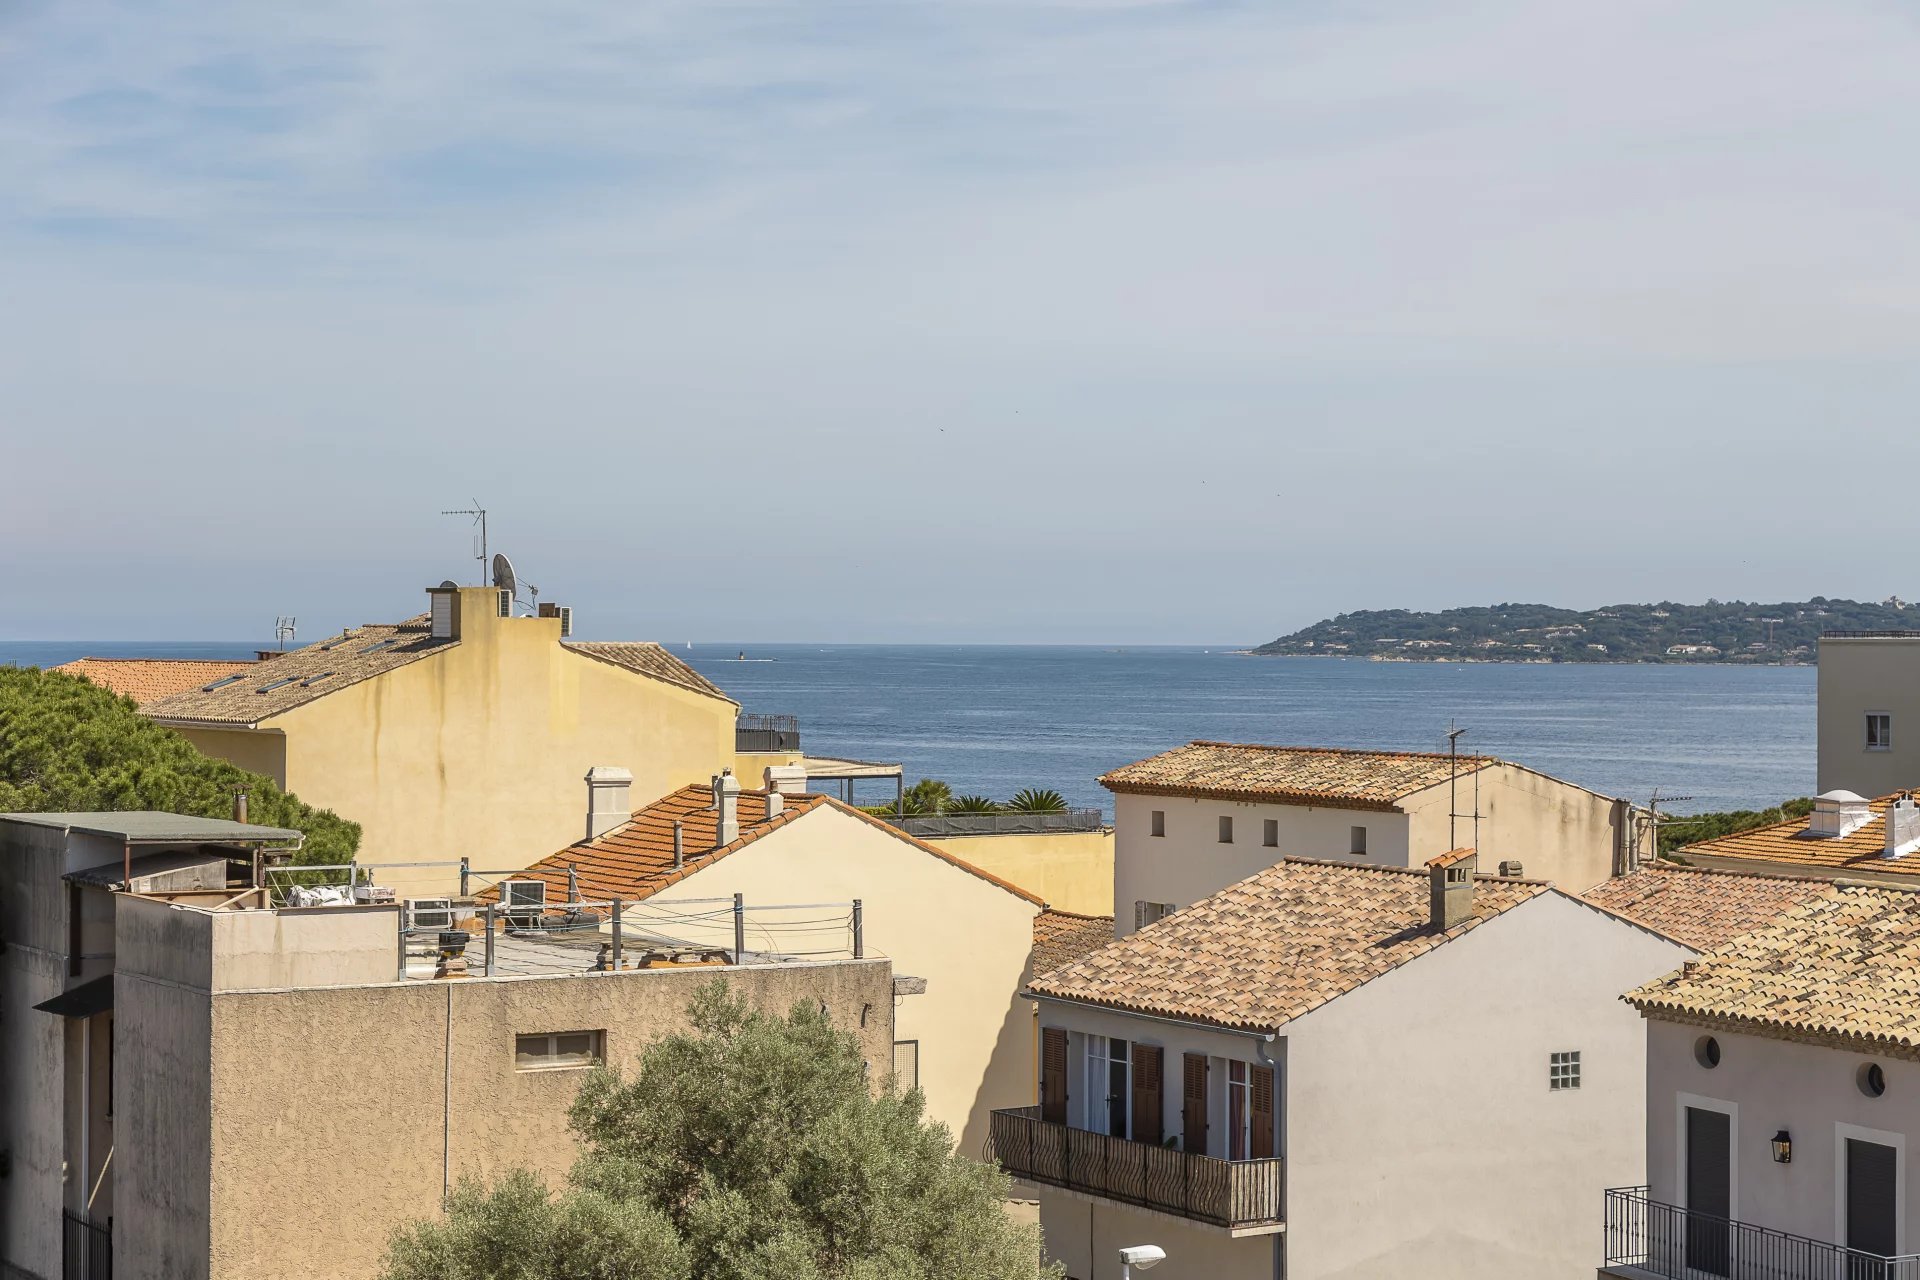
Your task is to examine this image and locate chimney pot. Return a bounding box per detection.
[673,821,685,869]
[1429,850,1478,930]
[584,766,633,841]
[232,790,249,825]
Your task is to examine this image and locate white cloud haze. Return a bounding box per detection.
[3,0,1918,641]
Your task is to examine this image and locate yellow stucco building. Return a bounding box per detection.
[139,585,785,896]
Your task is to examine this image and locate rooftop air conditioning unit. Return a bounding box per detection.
[408,898,454,931]
[500,879,547,928]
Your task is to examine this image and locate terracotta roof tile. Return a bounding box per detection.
[485,786,1045,908]
[1679,792,1920,880]
[1626,882,1920,1057]
[1581,862,1833,950]
[562,642,734,704]
[140,620,452,725]
[1028,858,1546,1033]
[1099,741,1499,811]
[1032,909,1116,979]
[52,658,258,705]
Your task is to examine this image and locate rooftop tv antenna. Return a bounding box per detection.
[1641,788,1695,871]
[440,502,487,584]
[1445,721,1480,850]
[274,617,296,650]
[490,552,539,615]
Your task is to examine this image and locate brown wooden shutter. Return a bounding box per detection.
[1131,1045,1163,1145]
[1182,1053,1208,1154]
[1041,1027,1068,1124]
[1250,1064,1276,1159]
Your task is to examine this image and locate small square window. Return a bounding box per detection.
[1135,900,1175,929]
[1263,819,1279,848]
[516,1030,604,1071]
[1150,810,1166,838]
[893,1039,920,1089]
[1350,825,1367,855]
[1868,713,1893,752]
[1549,1050,1581,1091]
[1218,816,1234,844]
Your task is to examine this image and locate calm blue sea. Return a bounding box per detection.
[2,641,1815,816]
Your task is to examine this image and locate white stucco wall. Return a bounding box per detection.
[1112,792,1410,936]
[1401,763,1622,892]
[1282,892,1687,1280]
[1645,1018,1920,1253]
[1818,637,1920,797]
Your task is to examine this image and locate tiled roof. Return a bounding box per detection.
[1678,793,1920,880]
[1032,910,1116,979]
[562,642,734,704]
[1626,883,1920,1057]
[1099,742,1499,811]
[52,657,258,705]
[1028,858,1546,1033]
[140,620,453,726]
[484,786,1045,907]
[1581,862,1833,950]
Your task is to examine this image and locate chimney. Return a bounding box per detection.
[765,789,785,819]
[673,821,685,869]
[1428,849,1478,931]
[232,790,249,825]
[712,770,740,847]
[1886,794,1920,859]
[764,764,809,796]
[584,766,633,841]
[1809,790,1874,839]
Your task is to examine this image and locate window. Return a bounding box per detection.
[1228,1060,1251,1159]
[1134,900,1174,929]
[256,677,299,693]
[300,671,335,688]
[893,1040,920,1090]
[1218,816,1234,844]
[1150,810,1166,838]
[1263,819,1279,848]
[1549,1050,1581,1090]
[1086,1036,1131,1138]
[1350,825,1368,855]
[1694,1036,1721,1069]
[1868,713,1893,752]
[201,674,245,692]
[515,1030,603,1071]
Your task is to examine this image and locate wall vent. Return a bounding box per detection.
[1498,860,1525,877]
[558,606,573,638]
[497,588,511,618]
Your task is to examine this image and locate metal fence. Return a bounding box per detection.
[1604,1186,1920,1280]
[63,1211,109,1280]
[990,1106,1282,1230]
[736,714,801,753]
[888,809,1108,838]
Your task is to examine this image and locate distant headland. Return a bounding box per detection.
[1250,598,1916,664]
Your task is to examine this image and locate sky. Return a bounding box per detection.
[3,0,1919,645]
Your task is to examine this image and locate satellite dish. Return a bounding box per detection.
[491,553,518,599]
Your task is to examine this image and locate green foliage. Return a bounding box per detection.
[0,667,359,864]
[947,795,1001,814]
[382,981,1058,1280]
[1007,788,1067,814]
[1255,598,1912,663]
[898,778,954,816]
[1661,797,1815,857]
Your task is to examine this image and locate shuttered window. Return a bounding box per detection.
[1250,1065,1276,1159]
[1182,1053,1208,1155]
[1041,1027,1068,1124]
[1131,1045,1164,1146]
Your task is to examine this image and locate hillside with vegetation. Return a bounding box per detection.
[0,666,359,863]
[1253,598,1916,663]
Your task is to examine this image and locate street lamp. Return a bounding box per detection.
[1119,1244,1166,1279]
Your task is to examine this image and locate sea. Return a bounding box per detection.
[1,640,1814,817]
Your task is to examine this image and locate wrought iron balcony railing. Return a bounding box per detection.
[1605,1186,1920,1280]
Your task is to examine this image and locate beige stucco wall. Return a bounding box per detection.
[209,903,402,990]
[1038,1197,1275,1280]
[1283,893,1686,1280]
[1111,791,1412,936]
[633,804,1042,1156]
[1644,1018,1920,1252]
[1401,762,1622,892]
[923,830,1115,916]
[188,589,740,899]
[1818,636,1920,797]
[170,724,288,789]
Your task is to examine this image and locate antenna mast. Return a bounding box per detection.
[1447,721,1467,850]
[440,502,487,584]
[273,617,296,651]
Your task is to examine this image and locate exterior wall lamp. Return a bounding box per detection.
[1772,1130,1792,1164]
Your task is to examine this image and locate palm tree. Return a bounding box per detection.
[948,794,1001,814]
[897,778,953,816]
[1007,787,1068,814]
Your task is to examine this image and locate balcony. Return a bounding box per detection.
[736,714,800,754]
[1604,1187,1920,1280]
[989,1106,1284,1234]
[63,1210,110,1280]
[889,809,1108,838]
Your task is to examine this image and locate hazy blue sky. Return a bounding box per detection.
[5,1,1919,644]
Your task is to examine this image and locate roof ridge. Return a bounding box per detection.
[1185,739,1500,763]
[1647,858,1836,885]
